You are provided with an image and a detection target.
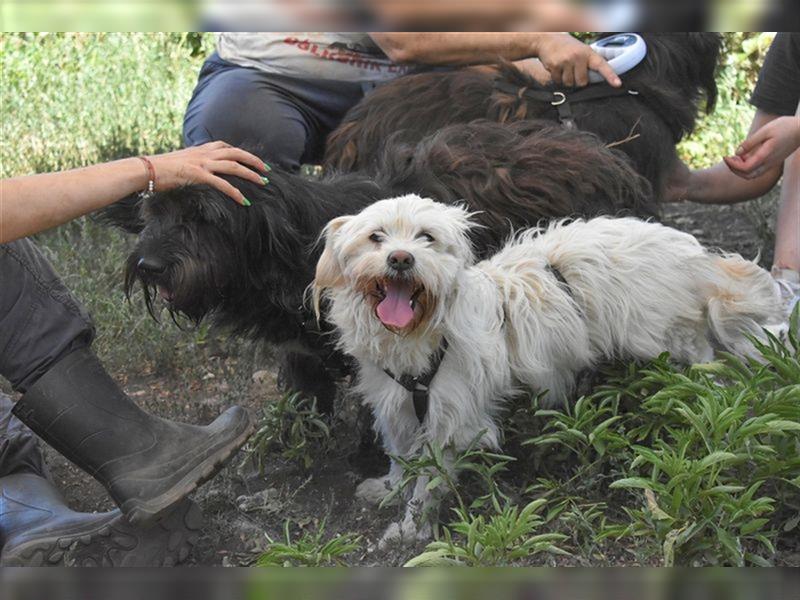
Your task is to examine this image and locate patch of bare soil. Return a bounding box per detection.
[44,196,785,566]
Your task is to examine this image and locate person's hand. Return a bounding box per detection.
[513,58,554,86]
[148,142,269,206]
[723,116,800,180]
[535,33,621,88]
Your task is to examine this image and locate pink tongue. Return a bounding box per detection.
[376,281,415,328]
[158,286,173,302]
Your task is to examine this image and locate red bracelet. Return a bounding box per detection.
[138,156,156,197]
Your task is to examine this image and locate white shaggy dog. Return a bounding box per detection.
[312,194,785,547]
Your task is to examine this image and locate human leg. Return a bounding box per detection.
[1,239,253,525]
[0,392,202,566]
[183,53,364,170]
[771,105,800,316]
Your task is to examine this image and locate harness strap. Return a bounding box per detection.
[493,80,639,128]
[383,338,449,425]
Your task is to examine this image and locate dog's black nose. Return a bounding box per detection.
[136,256,166,275]
[387,250,415,272]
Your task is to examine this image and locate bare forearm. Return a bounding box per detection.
[0,158,147,243]
[370,32,553,65]
[687,109,784,204]
[687,162,782,204]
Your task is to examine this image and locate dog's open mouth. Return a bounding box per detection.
[372,278,423,329]
[157,285,174,303]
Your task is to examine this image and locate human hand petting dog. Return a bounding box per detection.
[724,116,800,180]
[0,141,266,244]
[148,141,269,206]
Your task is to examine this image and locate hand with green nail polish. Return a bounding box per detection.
[148,141,268,206]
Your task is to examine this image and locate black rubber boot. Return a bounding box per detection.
[0,473,202,566]
[12,347,254,525]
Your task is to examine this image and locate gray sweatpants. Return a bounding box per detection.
[0,238,95,477]
[0,238,95,393]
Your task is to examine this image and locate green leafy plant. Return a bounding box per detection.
[608,310,800,566]
[545,499,618,563]
[405,499,568,566]
[256,519,361,567]
[245,392,331,472]
[382,433,516,515]
[524,393,629,463]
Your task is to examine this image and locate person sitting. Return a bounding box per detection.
[183,32,621,171]
[0,142,264,566]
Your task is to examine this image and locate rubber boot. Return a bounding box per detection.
[0,473,202,566]
[12,347,254,525]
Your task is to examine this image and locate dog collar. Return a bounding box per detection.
[382,337,449,425]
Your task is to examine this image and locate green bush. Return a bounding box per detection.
[520,309,800,566]
[678,32,774,168]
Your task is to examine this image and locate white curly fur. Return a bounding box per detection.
[313,194,785,547]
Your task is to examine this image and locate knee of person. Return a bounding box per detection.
[184,108,304,171]
[184,77,306,171]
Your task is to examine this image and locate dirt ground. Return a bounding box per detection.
[38,195,785,566]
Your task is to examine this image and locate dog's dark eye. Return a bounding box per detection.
[369,232,383,243]
[417,231,435,243]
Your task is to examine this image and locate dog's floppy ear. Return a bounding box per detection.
[94,193,145,234]
[311,215,351,319]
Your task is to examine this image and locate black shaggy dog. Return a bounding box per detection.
[105,121,650,409]
[324,33,722,200]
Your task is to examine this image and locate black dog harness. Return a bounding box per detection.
[493,80,640,129]
[382,337,449,425]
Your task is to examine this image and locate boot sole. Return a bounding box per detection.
[0,499,202,567]
[121,409,255,526]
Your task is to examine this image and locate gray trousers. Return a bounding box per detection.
[183,52,368,170]
[0,238,96,477]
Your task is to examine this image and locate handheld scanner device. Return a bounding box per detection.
[588,33,647,84]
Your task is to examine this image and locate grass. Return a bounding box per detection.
[1,33,211,177]
[2,32,798,566]
[1,33,216,373]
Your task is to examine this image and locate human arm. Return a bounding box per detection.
[665,110,785,204]
[369,32,621,87]
[0,142,267,244]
